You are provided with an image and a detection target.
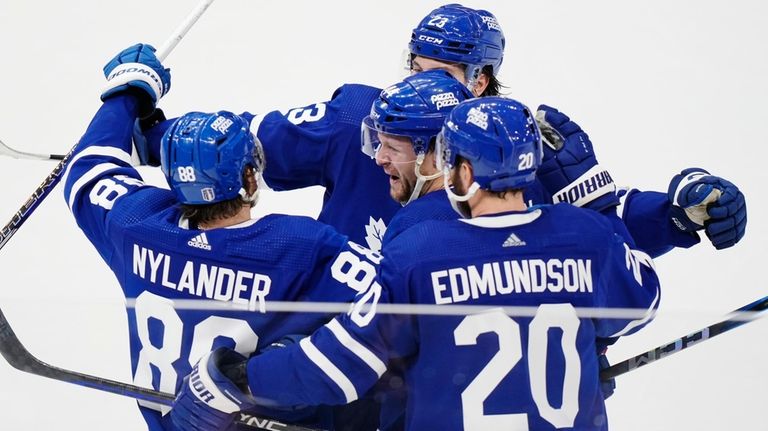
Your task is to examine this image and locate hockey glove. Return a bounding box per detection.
[667,168,747,250]
[131,108,166,166]
[535,105,619,212]
[171,347,256,431]
[101,43,171,117]
[598,353,616,399]
[596,338,617,399]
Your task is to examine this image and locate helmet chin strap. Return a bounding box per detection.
[404,153,442,206]
[443,169,480,218]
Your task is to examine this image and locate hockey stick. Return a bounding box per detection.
[601,294,768,380]
[0,0,222,162]
[0,4,326,430]
[0,138,65,161]
[0,0,220,164]
[0,1,223,165]
[1,1,319,431]
[0,306,322,431]
[0,307,174,404]
[0,0,217,253]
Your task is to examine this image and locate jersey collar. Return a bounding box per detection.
[458,208,542,228]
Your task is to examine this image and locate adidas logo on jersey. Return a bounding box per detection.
[502,232,526,247]
[188,232,212,251]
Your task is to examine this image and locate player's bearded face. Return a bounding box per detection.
[374,134,418,203]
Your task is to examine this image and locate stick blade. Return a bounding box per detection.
[0,138,62,161]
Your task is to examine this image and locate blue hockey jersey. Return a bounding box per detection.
[244,204,661,431]
[381,189,454,248]
[62,95,380,430]
[378,189,647,430]
[247,84,698,256]
[137,82,689,430]
[145,83,698,256]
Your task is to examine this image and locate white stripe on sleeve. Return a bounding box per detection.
[326,319,387,377]
[616,187,629,220]
[248,113,264,138]
[67,163,121,211]
[609,284,660,338]
[299,337,358,403]
[62,145,133,189]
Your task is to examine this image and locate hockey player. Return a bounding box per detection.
[361,54,748,430]
[363,71,630,247]
[171,96,662,431]
[360,69,475,246]
[63,44,383,431]
[392,3,747,254]
[139,5,739,428]
[138,4,745,257]
[362,69,632,431]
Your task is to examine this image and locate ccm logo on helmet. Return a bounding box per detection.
[418,35,444,44]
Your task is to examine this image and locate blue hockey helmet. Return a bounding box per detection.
[437,97,542,192]
[409,4,505,82]
[160,111,264,205]
[361,69,474,157]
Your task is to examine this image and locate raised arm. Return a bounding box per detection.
[64,44,171,253]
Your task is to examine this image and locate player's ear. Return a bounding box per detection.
[424,143,440,173]
[244,166,258,196]
[457,160,475,189]
[465,160,476,182]
[472,73,490,97]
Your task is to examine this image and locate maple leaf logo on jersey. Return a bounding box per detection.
[364,217,387,252]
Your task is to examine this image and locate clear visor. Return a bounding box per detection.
[361,116,422,160]
[435,130,450,172]
[361,116,382,158]
[400,48,413,78]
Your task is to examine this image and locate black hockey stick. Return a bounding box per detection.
[0,5,325,429]
[0,307,323,431]
[0,2,324,430]
[0,0,215,253]
[0,137,65,161]
[601,294,768,380]
[0,145,74,251]
[0,307,173,404]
